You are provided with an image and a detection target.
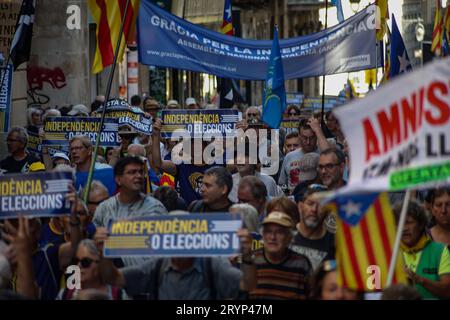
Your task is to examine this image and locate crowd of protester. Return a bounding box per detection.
[0,95,449,300]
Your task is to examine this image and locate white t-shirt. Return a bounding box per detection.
[278,148,319,193]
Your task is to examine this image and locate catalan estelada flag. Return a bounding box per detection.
[221,0,234,36]
[432,0,443,55]
[444,5,450,41]
[88,0,140,74]
[332,192,407,291]
[160,172,175,189]
[380,25,391,84]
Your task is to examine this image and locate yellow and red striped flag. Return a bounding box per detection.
[160,172,175,188]
[331,192,407,292]
[379,25,391,84]
[444,5,450,42]
[375,0,389,41]
[432,0,443,55]
[221,0,234,36]
[88,0,140,74]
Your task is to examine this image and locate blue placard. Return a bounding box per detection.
[42,116,119,147]
[104,213,243,257]
[27,132,70,156]
[93,105,153,135]
[280,119,300,135]
[0,65,12,110]
[138,1,378,80]
[160,109,240,138]
[0,171,73,218]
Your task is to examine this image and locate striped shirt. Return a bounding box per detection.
[249,249,312,300]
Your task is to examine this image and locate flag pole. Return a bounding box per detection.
[321,0,329,124]
[0,0,25,100]
[386,188,411,287]
[375,41,378,89]
[83,0,132,203]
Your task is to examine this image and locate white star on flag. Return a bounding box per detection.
[225,7,231,19]
[342,201,362,219]
[398,51,410,74]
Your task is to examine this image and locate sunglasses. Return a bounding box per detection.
[73,257,99,268]
[289,112,299,116]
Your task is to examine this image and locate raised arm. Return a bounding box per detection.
[309,118,332,152]
[151,118,177,176]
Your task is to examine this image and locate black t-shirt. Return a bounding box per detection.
[188,199,234,213]
[289,230,335,270]
[0,153,40,174]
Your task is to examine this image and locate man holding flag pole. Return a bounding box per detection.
[83,0,140,202]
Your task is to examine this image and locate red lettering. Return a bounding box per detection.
[377,103,401,153]
[425,81,449,125]
[363,118,381,162]
[401,90,421,140]
[418,87,425,127]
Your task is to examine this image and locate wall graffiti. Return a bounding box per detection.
[27,66,67,106]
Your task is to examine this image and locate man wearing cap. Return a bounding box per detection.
[68,104,90,117]
[290,185,335,270]
[0,126,41,174]
[52,152,71,167]
[185,97,200,109]
[278,118,331,194]
[166,99,180,109]
[249,211,312,300]
[143,97,161,119]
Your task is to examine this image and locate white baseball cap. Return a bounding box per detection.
[52,152,70,162]
[185,97,197,106]
[68,104,90,116]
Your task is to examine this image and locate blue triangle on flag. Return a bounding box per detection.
[335,193,379,226]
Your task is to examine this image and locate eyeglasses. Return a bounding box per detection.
[317,163,340,171]
[73,257,99,268]
[289,112,300,116]
[247,113,259,117]
[7,139,21,143]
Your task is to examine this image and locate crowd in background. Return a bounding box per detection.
[0,94,449,300]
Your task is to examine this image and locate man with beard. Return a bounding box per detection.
[290,185,335,270]
[317,148,346,190]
